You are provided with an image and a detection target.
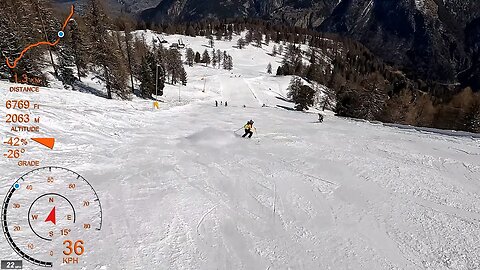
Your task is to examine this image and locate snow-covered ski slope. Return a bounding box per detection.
[1,32,480,270]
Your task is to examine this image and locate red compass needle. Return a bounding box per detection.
[45,207,56,225]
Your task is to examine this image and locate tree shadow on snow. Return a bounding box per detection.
[73,81,108,99]
[276,105,296,111]
[275,96,293,103]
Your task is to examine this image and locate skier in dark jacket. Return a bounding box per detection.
[318,113,324,123]
[242,120,256,138]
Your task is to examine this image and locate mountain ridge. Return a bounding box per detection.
[55,0,480,88]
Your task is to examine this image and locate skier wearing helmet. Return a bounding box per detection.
[242,120,256,138]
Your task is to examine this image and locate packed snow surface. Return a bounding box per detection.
[1,32,480,270]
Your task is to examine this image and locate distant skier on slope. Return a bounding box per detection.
[242,120,256,138]
[318,113,324,123]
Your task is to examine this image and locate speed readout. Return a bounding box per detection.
[1,167,102,267]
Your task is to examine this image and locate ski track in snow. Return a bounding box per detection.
[1,32,480,269]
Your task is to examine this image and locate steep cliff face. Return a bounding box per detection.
[53,0,126,14]
[320,0,475,82]
[141,0,240,22]
[267,0,338,28]
[442,0,480,25]
[461,17,480,89]
[140,0,338,25]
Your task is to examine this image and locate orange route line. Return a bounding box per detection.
[5,5,75,69]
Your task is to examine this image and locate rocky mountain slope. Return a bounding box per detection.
[140,0,480,86]
[56,0,480,87]
[320,0,480,84]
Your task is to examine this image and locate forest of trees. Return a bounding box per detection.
[185,47,233,70]
[0,0,188,99]
[275,38,480,132]
[140,16,480,132]
[0,0,479,132]
[0,0,241,100]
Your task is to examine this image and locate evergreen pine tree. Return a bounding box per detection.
[254,31,263,47]
[118,17,136,93]
[131,37,148,79]
[216,49,223,69]
[1,0,44,79]
[306,65,321,82]
[186,48,195,66]
[282,45,302,75]
[265,33,271,46]
[212,49,218,68]
[223,54,233,70]
[194,52,201,63]
[237,38,246,49]
[467,102,480,132]
[85,0,128,99]
[228,55,234,70]
[267,63,272,74]
[186,25,196,37]
[166,48,183,84]
[33,0,61,77]
[226,30,233,41]
[287,77,315,111]
[276,66,284,76]
[57,44,76,88]
[67,21,88,81]
[215,30,223,41]
[180,67,188,86]
[223,51,228,69]
[202,50,211,66]
[208,35,214,48]
[140,52,155,98]
[245,30,253,43]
